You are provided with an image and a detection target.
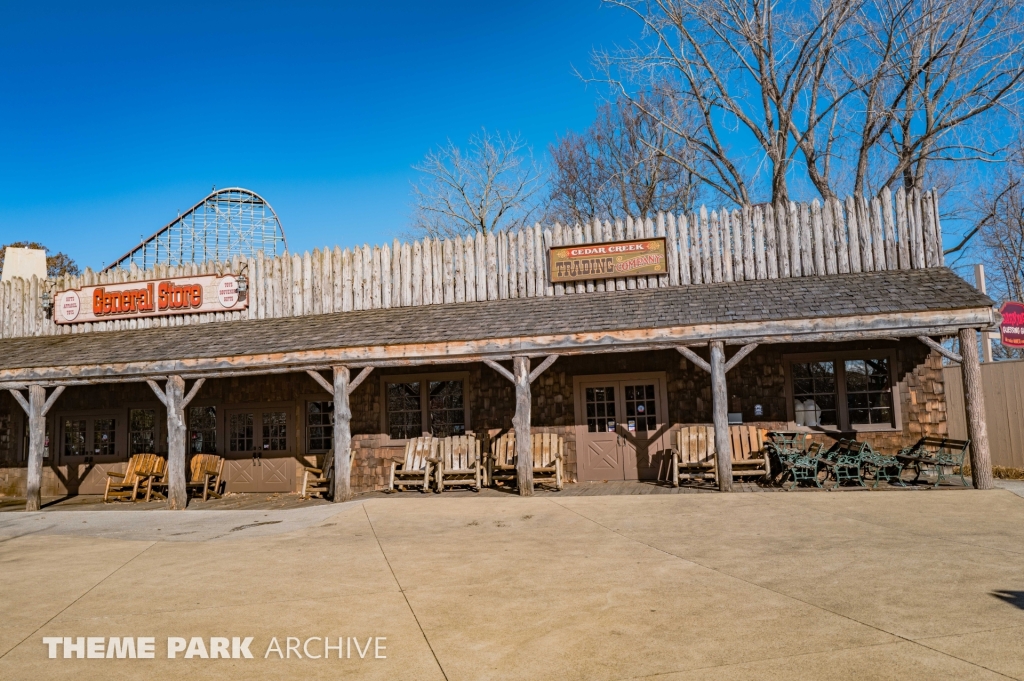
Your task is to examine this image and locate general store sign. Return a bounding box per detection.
[54,273,246,324]
[1000,301,1024,348]
[548,237,667,283]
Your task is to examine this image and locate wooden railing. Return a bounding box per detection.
[0,187,945,339]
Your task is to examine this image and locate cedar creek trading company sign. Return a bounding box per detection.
[54,273,247,324]
[548,237,667,283]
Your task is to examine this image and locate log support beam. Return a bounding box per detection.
[917,335,962,363]
[677,342,758,493]
[147,377,204,510]
[8,385,64,511]
[958,328,993,489]
[487,354,558,496]
[306,366,373,502]
[709,341,732,492]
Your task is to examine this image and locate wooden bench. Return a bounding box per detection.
[104,453,166,502]
[489,431,564,491]
[672,425,771,487]
[387,436,438,493]
[436,435,482,492]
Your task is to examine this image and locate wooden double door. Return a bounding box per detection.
[575,374,672,481]
[222,407,295,493]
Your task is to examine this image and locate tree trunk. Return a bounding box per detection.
[165,376,188,510]
[333,366,353,502]
[25,385,46,512]
[513,356,533,496]
[710,341,733,492]
[959,328,993,490]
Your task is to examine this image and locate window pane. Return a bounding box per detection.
[307,401,334,452]
[129,409,156,455]
[791,362,837,427]
[64,419,87,457]
[387,382,422,439]
[229,413,254,452]
[429,381,465,437]
[845,357,892,426]
[189,406,217,454]
[262,412,288,451]
[585,386,617,433]
[624,384,657,432]
[93,419,116,456]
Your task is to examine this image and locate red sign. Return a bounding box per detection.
[1000,301,1024,348]
[55,273,247,324]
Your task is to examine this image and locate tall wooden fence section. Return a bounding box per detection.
[944,359,1024,470]
[1,187,945,339]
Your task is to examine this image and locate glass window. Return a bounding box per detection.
[0,410,12,462]
[307,401,333,452]
[229,413,254,452]
[129,409,156,455]
[429,381,465,437]
[93,418,116,456]
[845,358,893,426]
[262,411,288,451]
[63,419,87,457]
[189,406,217,454]
[387,382,422,440]
[585,386,617,433]
[791,362,837,427]
[624,384,657,432]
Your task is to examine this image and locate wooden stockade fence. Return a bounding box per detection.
[0,187,945,339]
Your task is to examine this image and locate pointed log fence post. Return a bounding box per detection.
[147,377,205,510]
[958,328,993,489]
[306,366,374,502]
[484,354,558,496]
[677,342,757,493]
[8,385,64,511]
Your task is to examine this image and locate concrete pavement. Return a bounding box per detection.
[2,490,1024,680]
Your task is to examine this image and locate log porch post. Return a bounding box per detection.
[958,328,993,489]
[333,365,353,502]
[8,385,64,511]
[709,341,733,492]
[147,376,204,510]
[513,356,533,496]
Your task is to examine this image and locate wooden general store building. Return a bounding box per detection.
[0,189,999,509]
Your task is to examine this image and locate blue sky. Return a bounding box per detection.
[0,1,626,270]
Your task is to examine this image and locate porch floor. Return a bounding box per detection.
[0,477,973,512]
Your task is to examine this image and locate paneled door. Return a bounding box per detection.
[575,375,670,482]
[223,408,295,493]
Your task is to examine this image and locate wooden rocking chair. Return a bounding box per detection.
[302,450,334,500]
[488,431,564,491]
[436,435,482,492]
[104,453,165,502]
[187,454,225,501]
[387,437,438,493]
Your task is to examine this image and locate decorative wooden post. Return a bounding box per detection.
[513,356,533,496]
[333,365,353,502]
[8,385,64,511]
[677,342,756,493]
[483,354,558,497]
[959,328,994,489]
[305,366,373,502]
[709,341,733,492]
[148,377,205,510]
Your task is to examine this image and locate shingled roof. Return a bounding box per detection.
[0,267,994,373]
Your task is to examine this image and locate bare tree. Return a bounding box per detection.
[851,0,1024,197]
[547,92,703,226]
[592,0,1024,205]
[410,130,544,239]
[593,0,861,204]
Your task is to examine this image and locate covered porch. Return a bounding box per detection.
[0,266,998,511]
